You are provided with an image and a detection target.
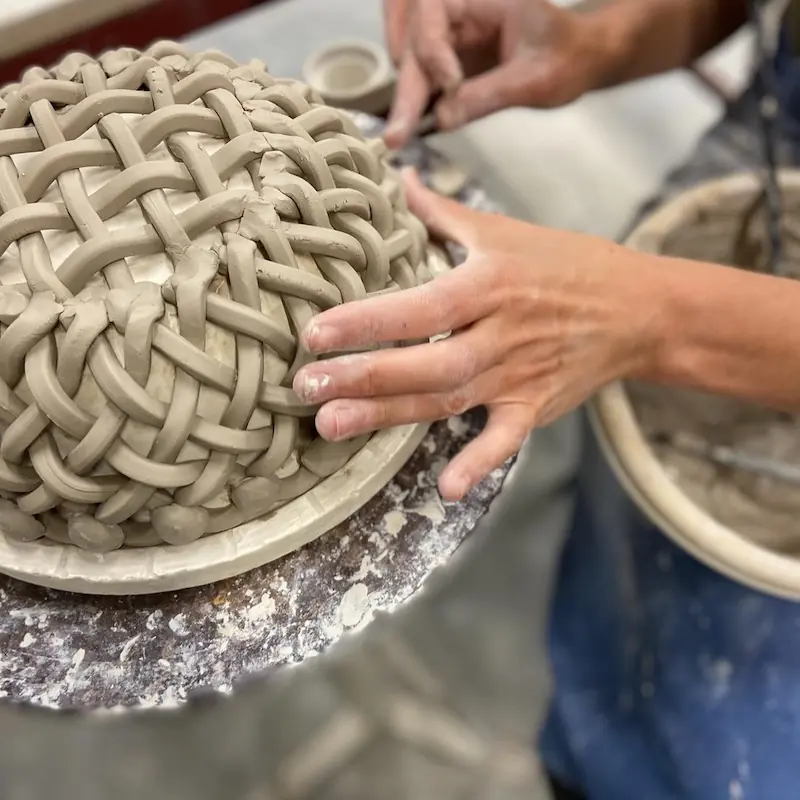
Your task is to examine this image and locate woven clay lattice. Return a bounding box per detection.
[0,42,430,552]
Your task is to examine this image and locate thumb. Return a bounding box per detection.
[436,61,548,128]
[384,0,409,63]
[384,55,430,149]
[402,168,476,246]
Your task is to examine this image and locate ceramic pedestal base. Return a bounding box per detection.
[0,422,429,594]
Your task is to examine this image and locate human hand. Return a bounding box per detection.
[293,171,664,501]
[383,0,610,148]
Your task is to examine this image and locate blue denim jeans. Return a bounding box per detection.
[540,83,800,799]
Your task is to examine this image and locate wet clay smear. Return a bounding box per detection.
[629,381,800,551]
[0,42,433,553]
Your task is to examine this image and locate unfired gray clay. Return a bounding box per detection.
[0,42,432,554]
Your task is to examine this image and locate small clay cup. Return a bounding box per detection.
[303,39,395,115]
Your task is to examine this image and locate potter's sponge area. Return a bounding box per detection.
[0,41,431,556]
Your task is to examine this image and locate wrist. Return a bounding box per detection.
[610,246,676,383]
[578,0,748,92]
[579,3,642,92]
[629,254,766,392]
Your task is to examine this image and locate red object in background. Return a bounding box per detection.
[0,0,261,85]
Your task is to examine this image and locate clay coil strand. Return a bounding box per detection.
[0,42,432,553]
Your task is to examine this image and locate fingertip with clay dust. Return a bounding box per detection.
[292,367,331,405]
[384,118,412,150]
[302,319,330,354]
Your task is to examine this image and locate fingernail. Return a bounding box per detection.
[445,472,470,501]
[384,119,410,144]
[294,370,331,404]
[303,321,333,354]
[330,405,358,441]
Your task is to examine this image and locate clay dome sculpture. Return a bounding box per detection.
[0,41,436,559]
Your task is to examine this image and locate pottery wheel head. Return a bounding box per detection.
[0,41,433,554]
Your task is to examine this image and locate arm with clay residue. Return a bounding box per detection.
[383,0,749,147]
[586,0,749,90]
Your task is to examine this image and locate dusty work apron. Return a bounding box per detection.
[540,6,800,799]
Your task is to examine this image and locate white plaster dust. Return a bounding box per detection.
[340,583,370,628]
[169,613,189,637]
[412,493,445,523]
[119,635,141,663]
[0,417,503,708]
[247,592,277,625]
[384,510,406,537]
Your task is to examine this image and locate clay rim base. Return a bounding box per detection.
[0,422,429,595]
[589,170,800,600]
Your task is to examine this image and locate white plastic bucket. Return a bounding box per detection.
[589,170,800,599]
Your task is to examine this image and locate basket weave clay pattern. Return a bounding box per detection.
[0,42,430,553]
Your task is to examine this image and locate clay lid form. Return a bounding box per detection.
[0,41,448,593]
[590,170,800,599]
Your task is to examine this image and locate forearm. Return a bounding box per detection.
[636,255,800,412]
[585,0,748,89]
